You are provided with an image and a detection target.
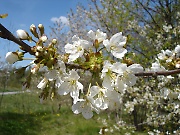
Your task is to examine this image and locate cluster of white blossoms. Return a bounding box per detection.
[157,45,180,68]
[33,29,144,119]
[4,25,180,133]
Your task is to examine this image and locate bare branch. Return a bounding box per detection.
[0,23,35,55]
[135,69,180,77]
[136,0,160,29]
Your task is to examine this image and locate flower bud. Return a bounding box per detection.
[5,52,19,64]
[35,51,41,57]
[36,46,43,51]
[38,24,44,36]
[52,38,57,45]
[16,29,29,40]
[40,35,48,42]
[30,24,39,38]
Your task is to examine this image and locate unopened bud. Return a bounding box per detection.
[30,24,39,38]
[16,29,29,40]
[94,39,99,49]
[40,35,48,42]
[35,51,40,57]
[36,46,43,51]
[5,52,19,64]
[38,24,44,36]
[52,38,57,45]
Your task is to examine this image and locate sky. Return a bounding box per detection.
[0,0,88,67]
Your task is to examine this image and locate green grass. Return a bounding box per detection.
[0,91,148,135]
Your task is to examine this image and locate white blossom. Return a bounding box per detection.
[103,32,127,59]
[151,60,166,71]
[65,37,91,62]
[87,29,107,43]
[72,95,100,119]
[89,86,109,110]
[157,49,173,62]
[58,70,83,103]
[163,25,172,32]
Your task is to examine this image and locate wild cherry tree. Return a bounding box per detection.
[0,1,180,133]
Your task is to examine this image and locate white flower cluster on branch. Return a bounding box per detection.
[0,23,180,133]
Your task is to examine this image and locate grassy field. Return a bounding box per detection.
[0,90,147,135]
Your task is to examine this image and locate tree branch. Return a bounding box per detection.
[135,69,180,77]
[0,23,35,55]
[136,0,160,29]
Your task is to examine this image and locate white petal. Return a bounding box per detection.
[68,53,79,62]
[72,102,82,114]
[37,78,48,89]
[82,106,93,119]
[89,86,100,97]
[87,30,95,40]
[64,43,76,54]
[102,75,113,90]
[70,90,79,99]
[80,40,91,50]
[111,48,127,59]
[101,60,113,73]
[112,62,127,75]
[69,70,80,80]
[96,29,107,43]
[110,32,127,46]
[115,78,125,93]
[95,98,102,108]
[72,35,80,42]
[125,74,137,86]
[58,82,71,95]
[103,39,110,51]
[127,64,144,73]
[77,81,83,92]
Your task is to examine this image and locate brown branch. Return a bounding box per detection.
[135,69,180,77]
[0,23,35,55]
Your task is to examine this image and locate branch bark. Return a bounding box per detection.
[0,23,35,55]
[135,69,180,77]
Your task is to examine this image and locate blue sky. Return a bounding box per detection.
[0,0,88,67]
